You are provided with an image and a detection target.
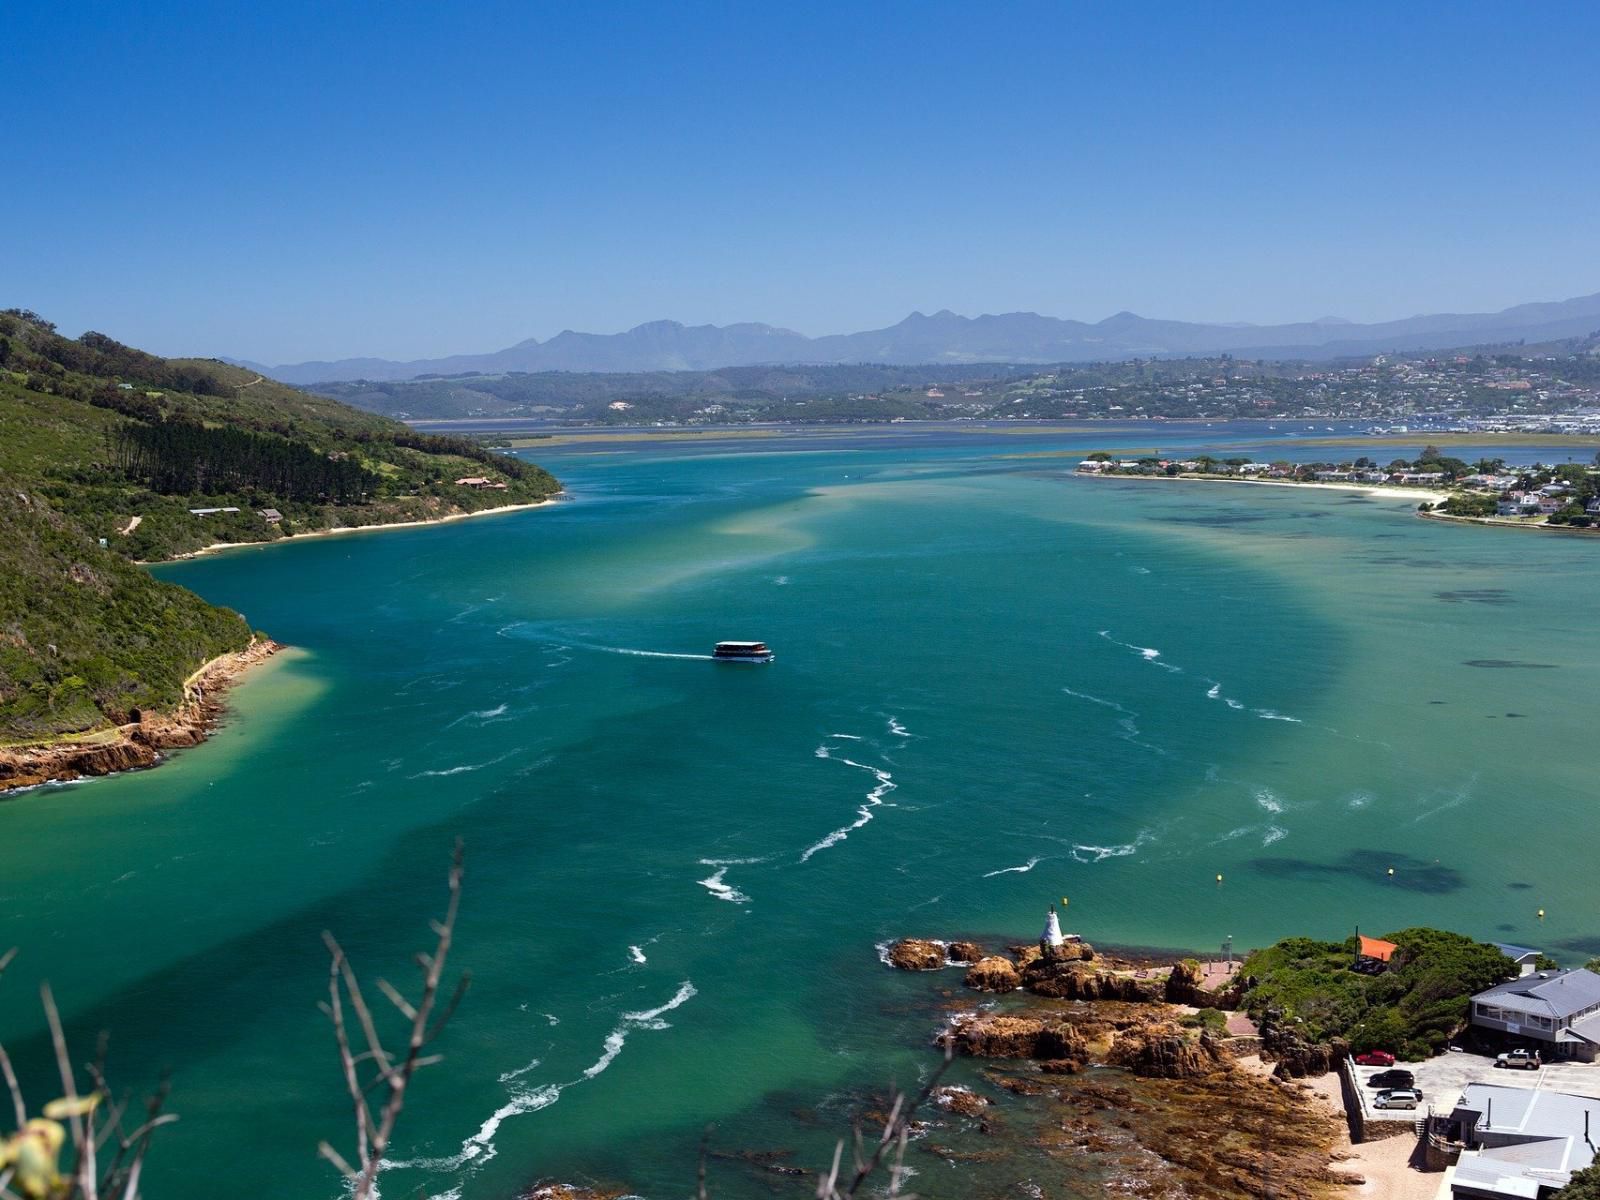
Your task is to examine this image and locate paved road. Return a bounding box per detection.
[1353,1051,1600,1123]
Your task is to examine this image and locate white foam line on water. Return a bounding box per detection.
[1062,686,1130,712]
[886,715,911,738]
[392,982,697,1183]
[409,749,518,779]
[498,1058,542,1084]
[1099,629,1182,673]
[1261,825,1287,847]
[983,856,1043,878]
[445,702,511,730]
[1254,788,1284,814]
[1061,687,1168,757]
[827,733,863,740]
[1069,829,1155,863]
[627,945,647,964]
[800,754,897,862]
[1253,709,1303,722]
[696,866,750,903]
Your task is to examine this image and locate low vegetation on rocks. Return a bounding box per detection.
[1238,928,1517,1059]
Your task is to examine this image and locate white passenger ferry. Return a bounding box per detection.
[713,641,774,663]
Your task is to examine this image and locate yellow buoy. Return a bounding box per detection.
[1216,873,1224,884]
[1539,908,1546,920]
[1387,867,1395,878]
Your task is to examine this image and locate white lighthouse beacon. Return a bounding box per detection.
[1040,905,1066,951]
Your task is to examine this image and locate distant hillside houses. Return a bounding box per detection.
[1078,450,1600,527]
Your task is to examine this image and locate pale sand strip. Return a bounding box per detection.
[164,497,561,561]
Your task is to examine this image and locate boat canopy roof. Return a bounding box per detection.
[716,641,768,649]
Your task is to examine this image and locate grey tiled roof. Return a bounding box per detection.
[1473,969,1600,1020]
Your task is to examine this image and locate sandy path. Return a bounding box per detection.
[1301,1071,1438,1200]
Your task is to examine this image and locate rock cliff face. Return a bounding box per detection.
[963,956,1022,993]
[885,938,947,970]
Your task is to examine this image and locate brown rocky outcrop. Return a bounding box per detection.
[1008,943,1043,968]
[963,956,1022,993]
[946,940,984,964]
[885,938,947,970]
[1260,1026,1349,1079]
[942,1013,1088,1065]
[1162,959,1205,1004]
[0,640,281,795]
[932,1085,989,1117]
[1022,958,1163,1002]
[1108,1024,1232,1078]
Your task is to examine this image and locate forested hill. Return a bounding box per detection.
[0,309,560,744]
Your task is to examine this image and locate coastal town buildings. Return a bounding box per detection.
[1439,1083,1600,1198]
[1468,969,1600,1062]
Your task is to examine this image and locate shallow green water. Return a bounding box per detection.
[1,434,1597,1198]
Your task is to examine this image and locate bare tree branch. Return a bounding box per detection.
[322,839,468,1200]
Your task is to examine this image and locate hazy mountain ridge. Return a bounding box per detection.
[238,292,1600,384]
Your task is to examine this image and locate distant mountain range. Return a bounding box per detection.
[237,292,1600,384]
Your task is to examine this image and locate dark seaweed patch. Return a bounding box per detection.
[1552,936,1600,956]
[1464,660,1559,670]
[1507,882,1533,890]
[1249,849,1462,894]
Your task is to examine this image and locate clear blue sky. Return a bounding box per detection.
[5,1,1599,363]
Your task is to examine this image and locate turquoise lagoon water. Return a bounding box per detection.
[1,429,1598,1198]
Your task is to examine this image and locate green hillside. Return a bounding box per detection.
[0,309,560,743]
[0,488,252,741]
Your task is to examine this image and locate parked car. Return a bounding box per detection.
[1373,1088,1423,1110]
[1368,1069,1416,1089]
[1355,1050,1396,1067]
[1496,1049,1541,1070]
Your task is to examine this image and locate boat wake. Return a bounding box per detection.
[584,644,716,661]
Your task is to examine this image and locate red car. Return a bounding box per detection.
[1355,1050,1396,1067]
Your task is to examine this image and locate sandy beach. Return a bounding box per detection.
[163,496,561,561]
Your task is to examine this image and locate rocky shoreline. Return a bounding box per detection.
[0,638,282,795]
[882,934,1360,1198]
